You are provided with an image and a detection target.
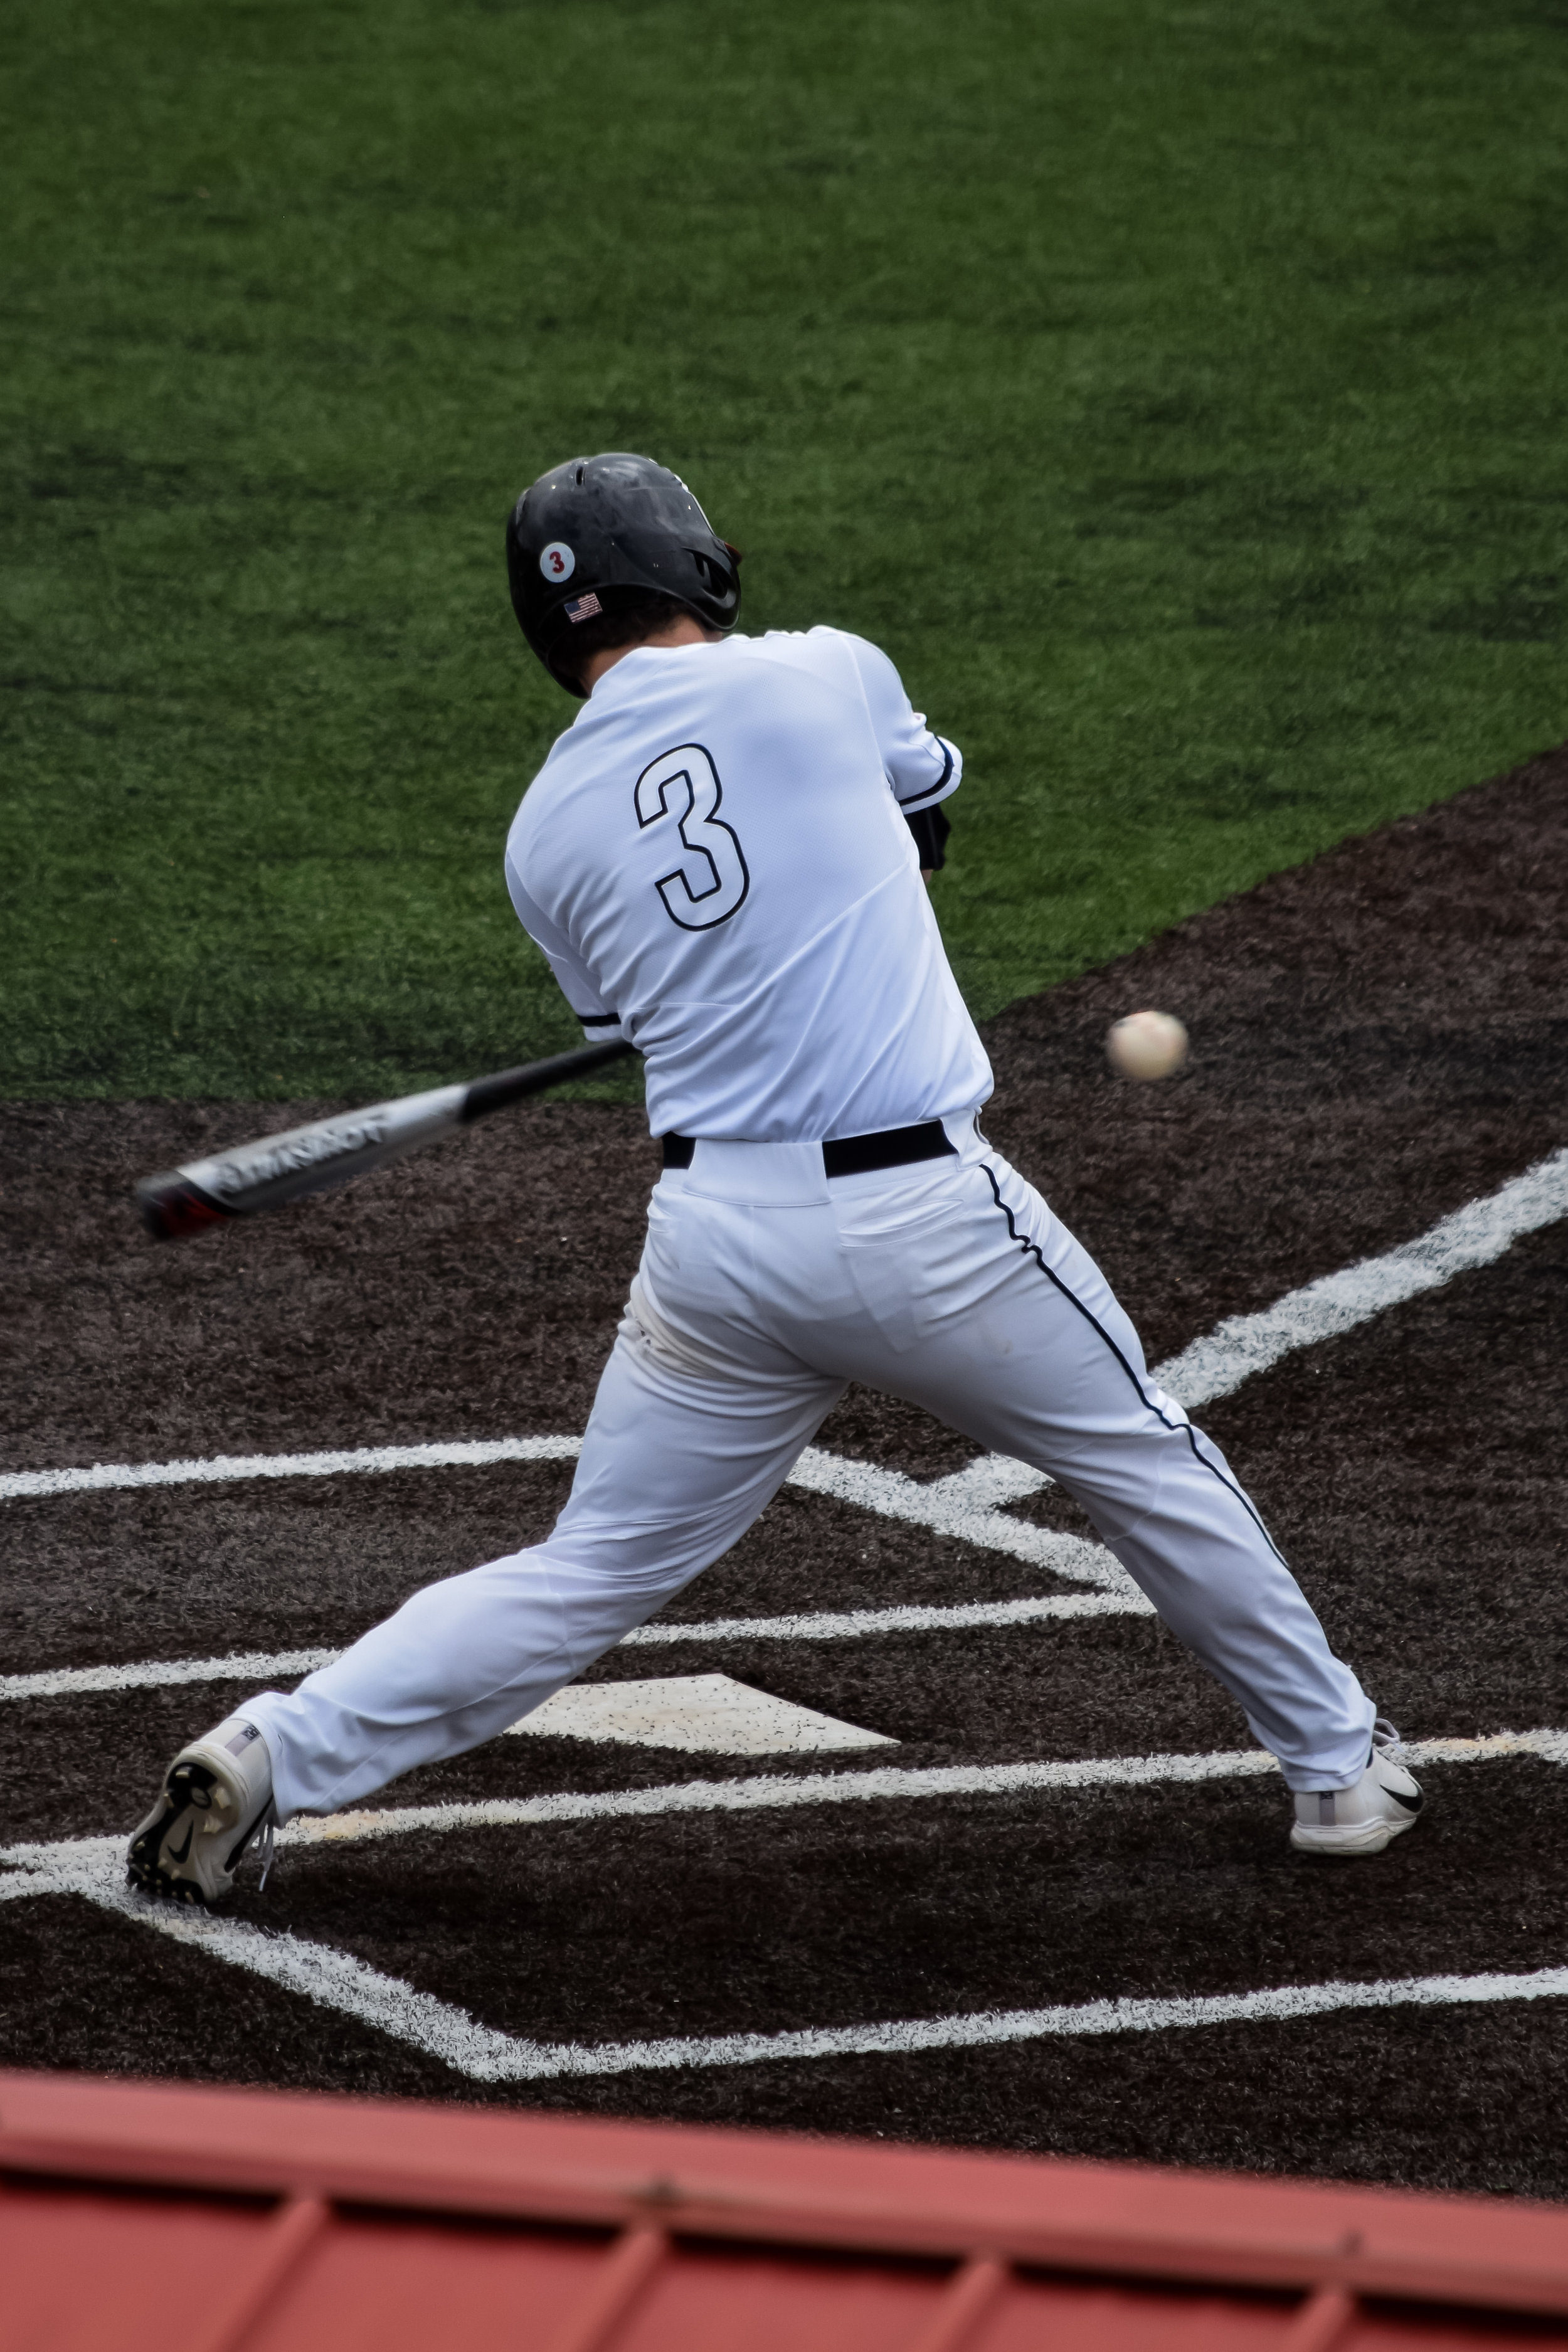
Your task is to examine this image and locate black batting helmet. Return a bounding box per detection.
[506,452,741,696]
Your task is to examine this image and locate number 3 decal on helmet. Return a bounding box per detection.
[539,541,576,581]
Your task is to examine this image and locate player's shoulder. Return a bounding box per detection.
[741,621,886,658]
[506,722,584,857]
[734,623,900,690]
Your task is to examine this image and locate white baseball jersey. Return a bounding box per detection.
[504,626,992,1143]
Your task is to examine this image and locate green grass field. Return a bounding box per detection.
[3,0,1564,1103]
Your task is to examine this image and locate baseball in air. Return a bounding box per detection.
[1106,1009,1188,1081]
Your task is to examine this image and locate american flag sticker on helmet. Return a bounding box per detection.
[565,591,603,623]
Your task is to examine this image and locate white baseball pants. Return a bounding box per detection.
[245,1121,1374,1819]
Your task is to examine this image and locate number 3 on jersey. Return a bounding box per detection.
[634,743,750,931]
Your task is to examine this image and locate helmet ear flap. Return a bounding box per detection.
[689,546,740,605]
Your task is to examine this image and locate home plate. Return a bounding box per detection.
[507,1673,895,1756]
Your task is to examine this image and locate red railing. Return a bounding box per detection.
[3,2069,1565,2348]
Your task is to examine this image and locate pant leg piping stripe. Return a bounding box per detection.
[978,1161,1288,1565]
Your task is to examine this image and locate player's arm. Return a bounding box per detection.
[844,633,961,871]
[505,857,628,1042]
[902,803,951,876]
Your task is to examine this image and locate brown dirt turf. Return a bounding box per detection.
[2,743,1566,2196]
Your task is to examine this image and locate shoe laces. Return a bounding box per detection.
[1371,1715,1404,1759]
[250,1807,278,1891]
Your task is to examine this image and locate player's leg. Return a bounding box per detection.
[129,1271,841,1899]
[247,1308,837,1821]
[806,1140,1412,1839]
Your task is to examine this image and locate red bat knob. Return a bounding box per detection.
[136,1177,235,1242]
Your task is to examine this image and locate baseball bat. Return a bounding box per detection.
[135,1037,637,1241]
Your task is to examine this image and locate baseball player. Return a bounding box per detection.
[129,453,1422,1906]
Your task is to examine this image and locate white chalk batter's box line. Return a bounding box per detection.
[4,1729,1567,2085]
[0,1592,1145,1709]
[4,1144,1565,1707]
[4,1150,1565,2082]
[5,1144,1565,1522]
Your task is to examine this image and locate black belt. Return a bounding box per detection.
[662,1121,956,1177]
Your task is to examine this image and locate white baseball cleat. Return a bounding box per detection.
[127,1715,276,1906]
[1290,1719,1424,1856]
